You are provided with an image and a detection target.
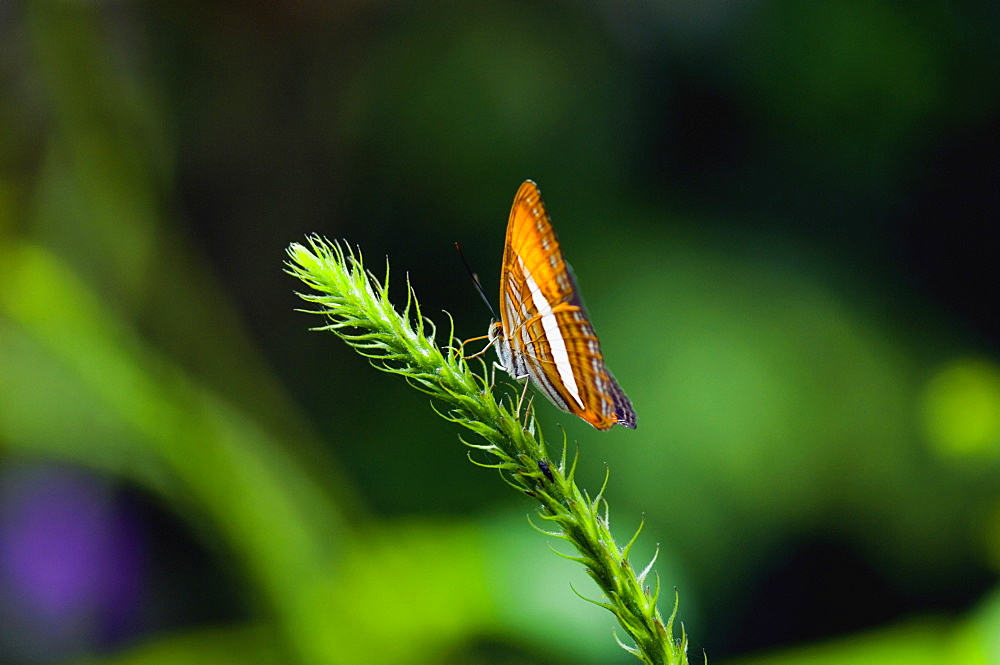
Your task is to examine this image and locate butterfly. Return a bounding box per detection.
[488,180,637,430]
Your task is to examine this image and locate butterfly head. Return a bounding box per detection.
[488,320,503,344]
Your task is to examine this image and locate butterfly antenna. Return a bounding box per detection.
[454,242,497,319]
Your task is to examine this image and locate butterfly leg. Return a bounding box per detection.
[515,376,532,420]
[519,392,536,429]
[457,334,491,361]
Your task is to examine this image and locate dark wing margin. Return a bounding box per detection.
[608,373,637,428]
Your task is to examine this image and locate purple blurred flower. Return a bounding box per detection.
[0,463,145,662]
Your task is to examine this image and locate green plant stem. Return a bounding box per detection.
[286,236,693,665]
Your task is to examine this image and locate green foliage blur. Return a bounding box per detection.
[1,2,999,664]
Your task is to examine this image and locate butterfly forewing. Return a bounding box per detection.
[494,180,636,430]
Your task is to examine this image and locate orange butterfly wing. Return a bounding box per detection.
[496,180,636,430]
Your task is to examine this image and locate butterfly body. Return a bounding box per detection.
[490,180,636,430]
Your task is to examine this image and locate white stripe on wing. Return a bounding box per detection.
[517,255,584,409]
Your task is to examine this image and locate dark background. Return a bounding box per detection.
[1,2,999,664]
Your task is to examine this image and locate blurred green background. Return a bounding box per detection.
[2,2,1000,664]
